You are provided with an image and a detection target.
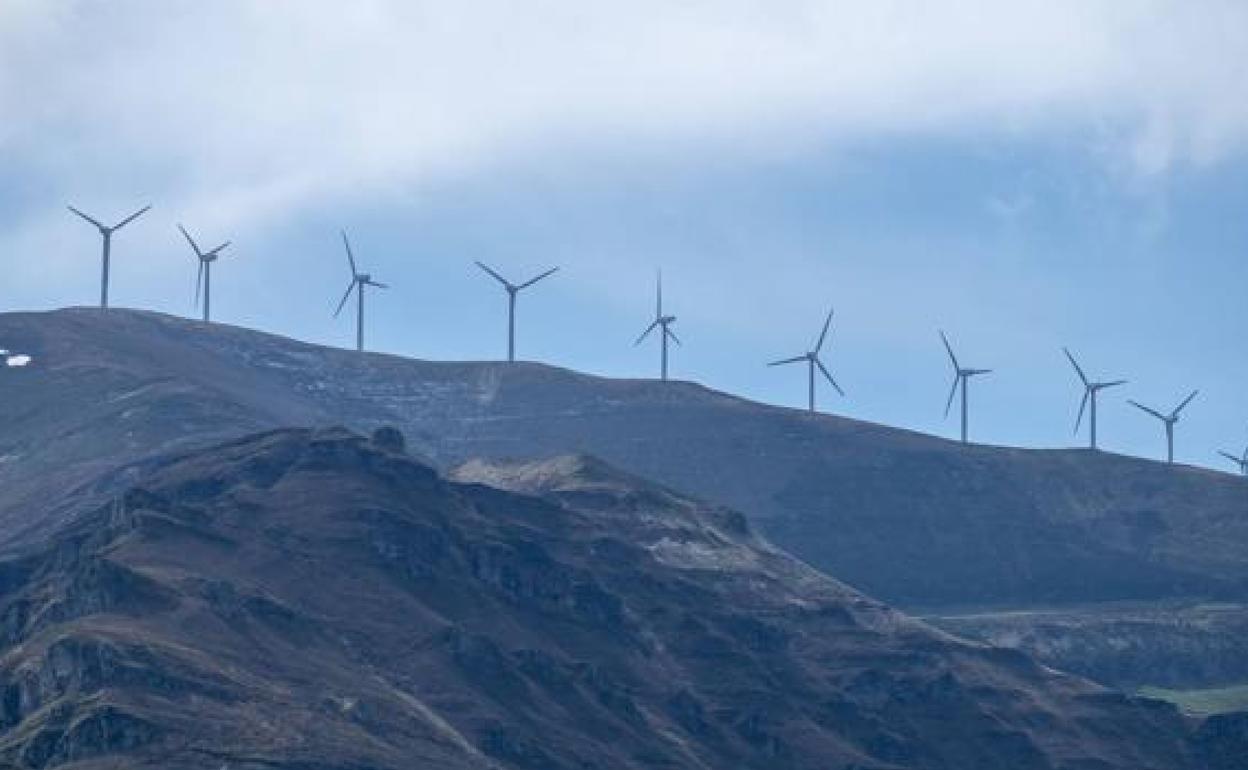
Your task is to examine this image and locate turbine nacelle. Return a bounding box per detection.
[68,204,151,234]
[179,224,230,260]
[636,270,681,380]
[768,306,843,411]
[334,231,388,355]
[939,330,990,443]
[1128,390,1198,464]
[69,203,152,309]
[1218,448,1248,475]
[178,224,232,322]
[1063,348,1128,447]
[473,261,558,362]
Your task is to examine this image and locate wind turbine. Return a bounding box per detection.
[333,231,388,352]
[1217,447,1248,476]
[178,224,231,323]
[940,330,992,444]
[634,270,679,381]
[768,306,844,412]
[1128,391,1198,464]
[474,262,559,362]
[1064,348,1127,450]
[67,204,152,308]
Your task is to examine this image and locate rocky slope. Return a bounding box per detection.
[926,603,1248,690]
[0,426,1235,769]
[1,308,1245,613]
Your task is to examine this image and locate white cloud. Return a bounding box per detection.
[2,1,1246,229]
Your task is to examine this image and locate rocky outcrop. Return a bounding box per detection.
[927,603,1248,690]
[0,427,1228,767]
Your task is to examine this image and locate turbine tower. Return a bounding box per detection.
[634,270,679,381]
[178,224,231,324]
[768,306,844,413]
[1064,348,1127,450]
[474,261,559,362]
[1128,391,1198,464]
[940,330,992,444]
[67,204,152,309]
[333,231,388,352]
[1217,447,1248,476]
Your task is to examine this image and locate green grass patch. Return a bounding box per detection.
[1138,684,1248,716]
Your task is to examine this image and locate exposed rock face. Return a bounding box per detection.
[1,308,1246,613]
[0,428,1228,768]
[926,603,1248,690]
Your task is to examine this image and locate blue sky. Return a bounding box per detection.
[2,1,1246,468]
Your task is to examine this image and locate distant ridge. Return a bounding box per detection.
[1,306,1246,609]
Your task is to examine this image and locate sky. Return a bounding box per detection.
[1,1,1246,469]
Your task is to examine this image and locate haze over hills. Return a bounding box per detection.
[2,307,1245,612]
[0,424,1236,769]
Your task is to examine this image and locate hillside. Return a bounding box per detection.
[1,307,1244,611]
[0,425,1233,769]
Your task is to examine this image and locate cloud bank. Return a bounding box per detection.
[2,0,1246,226]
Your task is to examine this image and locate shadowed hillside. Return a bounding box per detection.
[0,426,1232,769]
[1,308,1245,612]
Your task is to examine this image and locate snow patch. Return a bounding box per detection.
[5,355,31,367]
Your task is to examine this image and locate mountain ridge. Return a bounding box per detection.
[0,424,1233,769]
[2,307,1246,611]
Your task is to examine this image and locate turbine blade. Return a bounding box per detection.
[1074,390,1089,434]
[1100,380,1128,389]
[194,260,204,308]
[67,206,104,229]
[341,231,358,276]
[768,355,806,367]
[206,241,231,257]
[369,280,389,289]
[1172,389,1199,417]
[939,330,959,371]
[1219,451,1241,465]
[970,368,993,376]
[815,358,845,396]
[656,269,663,318]
[518,266,559,289]
[1128,400,1166,421]
[944,375,959,418]
[333,281,356,318]
[634,320,659,346]
[665,326,682,346]
[177,224,201,256]
[1063,347,1089,386]
[475,261,511,288]
[815,307,834,353]
[114,205,152,230]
